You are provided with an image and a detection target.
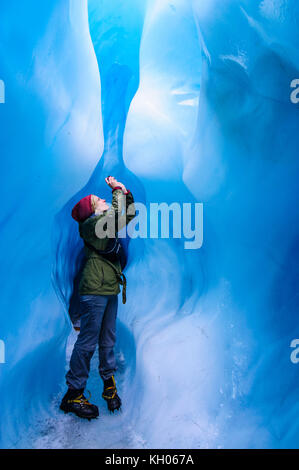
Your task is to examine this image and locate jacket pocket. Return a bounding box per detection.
[79,257,105,292]
[92,258,105,288]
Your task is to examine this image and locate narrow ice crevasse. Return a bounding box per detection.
[0,0,298,449]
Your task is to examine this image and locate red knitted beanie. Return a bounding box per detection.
[71,195,93,222]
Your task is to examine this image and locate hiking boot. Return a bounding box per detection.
[102,375,122,413]
[60,388,99,420]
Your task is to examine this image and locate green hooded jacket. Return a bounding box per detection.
[78,189,136,298]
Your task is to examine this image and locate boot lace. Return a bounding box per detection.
[68,390,93,406]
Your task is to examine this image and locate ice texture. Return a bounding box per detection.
[0,0,298,449]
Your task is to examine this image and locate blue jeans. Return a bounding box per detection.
[66,294,118,390]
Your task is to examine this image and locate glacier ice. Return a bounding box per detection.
[0,0,298,449]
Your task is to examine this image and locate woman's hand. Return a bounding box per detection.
[105,176,127,193]
[105,176,118,189]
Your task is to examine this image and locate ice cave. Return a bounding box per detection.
[0,0,298,449]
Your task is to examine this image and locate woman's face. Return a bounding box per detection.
[92,195,109,212]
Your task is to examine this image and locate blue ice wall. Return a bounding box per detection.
[0,0,298,449]
[0,0,103,447]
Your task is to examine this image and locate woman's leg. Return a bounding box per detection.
[98,294,118,381]
[66,294,108,390]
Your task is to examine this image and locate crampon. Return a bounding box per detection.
[102,375,122,413]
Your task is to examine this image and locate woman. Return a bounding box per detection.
[60,176,136,420]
